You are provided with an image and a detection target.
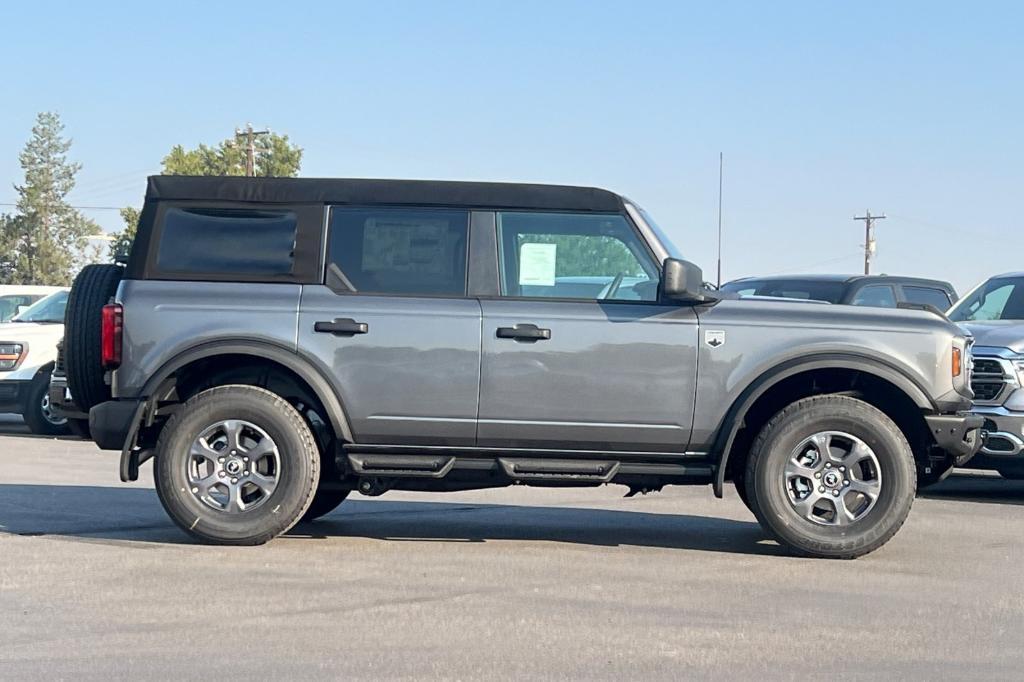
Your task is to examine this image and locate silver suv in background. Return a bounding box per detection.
[949,273,1024,478]
[59,176,982,559]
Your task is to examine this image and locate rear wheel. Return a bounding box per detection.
[22,370,69,436]
[154,385,320,545]
[745,395,916,559]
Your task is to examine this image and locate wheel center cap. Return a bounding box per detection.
[822,470,842,488]
[225,458,244,475]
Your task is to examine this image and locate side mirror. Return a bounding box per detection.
[16,305,30,316]
[662,258,716,302]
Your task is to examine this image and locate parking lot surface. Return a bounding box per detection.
[1,414,1023,680]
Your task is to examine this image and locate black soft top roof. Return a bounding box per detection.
[145,176,625,212]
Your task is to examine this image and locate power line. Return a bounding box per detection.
[0,202,123,211]
[853,210,886,275]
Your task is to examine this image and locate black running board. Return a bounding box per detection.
[341,449,713,485]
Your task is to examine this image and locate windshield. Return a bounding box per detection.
[720,279,846,304]
[949,276,1024,321]
[12,290,69,323]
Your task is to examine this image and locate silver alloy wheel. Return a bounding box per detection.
[784,430,882,526]
[185,419,281,514]
[40,392,67,426]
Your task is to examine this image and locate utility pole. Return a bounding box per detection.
[853,210,886,275]
[234,123,270,177]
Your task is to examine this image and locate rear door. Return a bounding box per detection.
[298,206,482,446]
[476,211,699,452]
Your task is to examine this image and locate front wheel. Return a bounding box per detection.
[745,395,916,559]
[154,385,321,545]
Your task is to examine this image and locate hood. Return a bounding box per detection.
[0,321,65,343]
[959,321,1024,354]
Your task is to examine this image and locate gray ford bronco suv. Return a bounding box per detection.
[59,176,982,558]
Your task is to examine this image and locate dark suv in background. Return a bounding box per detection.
[721,274,957,311]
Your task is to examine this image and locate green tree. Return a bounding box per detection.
[0,112,97,285]
[161,132,302,177]
[108,206,140,261]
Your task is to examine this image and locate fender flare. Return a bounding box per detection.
[711,352,934,497]
[121,339,355,481]
[138,339,354,442]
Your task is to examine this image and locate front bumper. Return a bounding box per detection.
[0,379,30,414]
[962,407,1024,471]
[925,412,985,464]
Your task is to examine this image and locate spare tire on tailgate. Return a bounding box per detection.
[65,264,123,411]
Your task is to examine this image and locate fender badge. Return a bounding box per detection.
[705,330,725,348]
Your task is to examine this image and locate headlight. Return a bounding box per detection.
[1014,360,1024,384]
[0,343,24,371]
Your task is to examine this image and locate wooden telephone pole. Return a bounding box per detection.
[853,210,886,275]
[234,123,270,177]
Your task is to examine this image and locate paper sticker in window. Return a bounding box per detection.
[518,243,557,286]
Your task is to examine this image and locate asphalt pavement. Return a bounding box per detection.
[1,413,1023,680]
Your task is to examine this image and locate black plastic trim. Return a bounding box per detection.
[710,352,937,497]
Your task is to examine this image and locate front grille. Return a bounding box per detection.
[973,381,1004,402]
[971,355,1012,404]
[973,358,1003,375]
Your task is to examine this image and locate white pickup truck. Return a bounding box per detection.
[0,289,72,434]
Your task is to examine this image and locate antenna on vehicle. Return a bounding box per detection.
[716,152,724,288]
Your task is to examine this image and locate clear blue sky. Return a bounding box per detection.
[2,0,1021,292]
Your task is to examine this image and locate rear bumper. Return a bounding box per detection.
[0,379,30,414]
[89,399,143,450]
[925,412,985,464]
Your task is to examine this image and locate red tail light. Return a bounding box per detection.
[101,303,123,369]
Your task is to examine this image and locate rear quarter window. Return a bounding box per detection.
[155,207,298,277]
[902,285,952,311]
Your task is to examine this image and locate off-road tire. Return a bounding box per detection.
[300,489,350,523]
[64,264,123,411]
[732,472,754,515]
[745,395,916,559]
[22,370,69,436]
[154,385,320,545]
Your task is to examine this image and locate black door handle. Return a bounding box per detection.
[314,318,369,336]
[496,323,551,342]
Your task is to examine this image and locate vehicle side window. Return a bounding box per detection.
[496,212,659,301]
[155,207,298,277]
[327,207,469,296]
[903,286,952,311]
[850,284,897,308]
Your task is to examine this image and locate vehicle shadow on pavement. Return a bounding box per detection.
[919,472,1024,507]
[0,484,783,556]
[0,418,82,441]
[292,500,786,556]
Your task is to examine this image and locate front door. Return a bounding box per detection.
[298,206,481,446]
[477,211,699,452]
